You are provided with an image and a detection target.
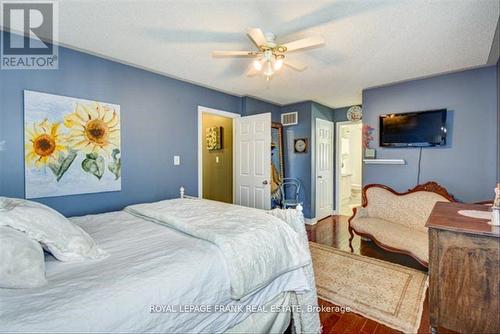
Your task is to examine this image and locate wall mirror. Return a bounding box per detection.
[271,122,285,207]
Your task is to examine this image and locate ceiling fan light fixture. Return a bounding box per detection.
[213,27,325,81]
[274,58,284,71]
[253,59,263,71]
[263,61,274,76]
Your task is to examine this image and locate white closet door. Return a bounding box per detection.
[315,118,334,219]
[234,113,271,210]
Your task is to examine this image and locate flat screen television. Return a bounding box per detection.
[379,109,447,147]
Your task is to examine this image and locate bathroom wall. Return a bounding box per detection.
[346,123,362,187]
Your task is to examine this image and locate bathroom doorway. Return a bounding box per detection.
[335,121,362,216]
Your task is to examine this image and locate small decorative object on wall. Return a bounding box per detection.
[294,138,308,153]
[362,124,375,149]
[363,124,376,158]
[347,105,363,121]
[206,126,222,150]
[24,90,121,199]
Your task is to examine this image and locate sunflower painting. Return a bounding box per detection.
[24,90,121,199]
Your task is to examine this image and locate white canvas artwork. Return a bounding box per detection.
[24,90,121,199]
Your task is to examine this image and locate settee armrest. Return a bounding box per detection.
[351,206,368,220]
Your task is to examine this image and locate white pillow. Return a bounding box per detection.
[0,197,108,262]
[0,226,48,288]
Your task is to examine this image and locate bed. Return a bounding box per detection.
[0,194,319,333]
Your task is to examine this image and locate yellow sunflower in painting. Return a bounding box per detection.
[25,119,66,167]
[64,102,120,155]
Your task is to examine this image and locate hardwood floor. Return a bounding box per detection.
[307,215,455,334]
[317,293,434,334]
[307,215,427,271]
[319,298,414,334]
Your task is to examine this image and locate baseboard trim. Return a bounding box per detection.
[305,218,318,225]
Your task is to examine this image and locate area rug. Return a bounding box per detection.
[309,242,428,333]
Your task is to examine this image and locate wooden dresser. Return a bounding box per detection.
[426,202,499,333]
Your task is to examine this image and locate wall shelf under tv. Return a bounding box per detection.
[363,159,406,165]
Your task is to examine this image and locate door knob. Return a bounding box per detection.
[262,180,269,185]
[317,176,323,179]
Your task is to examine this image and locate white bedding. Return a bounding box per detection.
[0,211,309,333]
[125,198,311,300]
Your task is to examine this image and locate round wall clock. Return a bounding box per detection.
[347,105,363,121]
[294,138,308,153]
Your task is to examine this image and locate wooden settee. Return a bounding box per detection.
[348,182,457,267]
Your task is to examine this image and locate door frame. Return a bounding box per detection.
[197,106,240,199]
[335,120,362,214]
[314,118,335,220]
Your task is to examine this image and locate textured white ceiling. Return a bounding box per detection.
[56,0,498,107]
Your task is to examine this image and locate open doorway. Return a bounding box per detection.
[198,108,276,210]
[336,121,362,216]
[197,106,240,203]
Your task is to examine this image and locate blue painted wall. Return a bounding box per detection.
[331,106,350,123]
[362,66,498,202]
[279,101,314,217]
[0,45,242,216]
[241,96,281,122]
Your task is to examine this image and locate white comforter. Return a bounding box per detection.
[0,211,309,333]
[125,198,311,300]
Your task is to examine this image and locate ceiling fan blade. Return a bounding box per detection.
[285,58,307,71]
[247,28,267,48]
[212,51,259,57]
[282,36,325,52]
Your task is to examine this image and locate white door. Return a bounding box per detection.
[234,113,271,210]
[315,118,334,220]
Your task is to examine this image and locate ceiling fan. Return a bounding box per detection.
[212,28,325,80]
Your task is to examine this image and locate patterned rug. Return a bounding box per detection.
[309,242,428,333]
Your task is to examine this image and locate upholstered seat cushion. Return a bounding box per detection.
[350,217,428,263]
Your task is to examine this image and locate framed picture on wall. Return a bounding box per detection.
[24,90,121,199]
[206,126,222,150]
[294,138,308,153]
